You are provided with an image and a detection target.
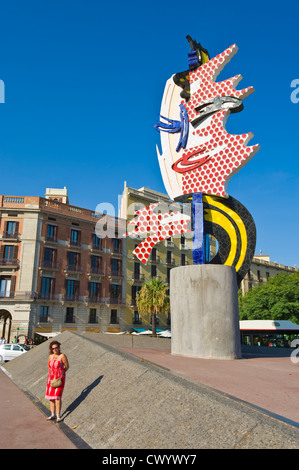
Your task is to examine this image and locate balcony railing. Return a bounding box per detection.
[45,234,58,243]
[65,264,82,272]
[2,231,20,240]
[132,273,145,281]
[40,261,60,270]
[111,246,122,254]
[92,243,103,251]
[69,239,81,247]
[108,297,125,305]
[85,295,102,304]
[109,270,123,278]
[89,266,104,275]
[64,294,79,302]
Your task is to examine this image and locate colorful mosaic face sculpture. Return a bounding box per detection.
[130,36,260,283]
[155,41,260,200]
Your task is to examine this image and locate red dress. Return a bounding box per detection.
[45,358,66,400]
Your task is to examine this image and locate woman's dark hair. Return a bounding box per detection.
[49,340,61,355]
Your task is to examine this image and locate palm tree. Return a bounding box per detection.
[136,277,170,336]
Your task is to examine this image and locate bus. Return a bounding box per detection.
[240,320,299,348]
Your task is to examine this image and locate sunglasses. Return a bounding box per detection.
[52,346,59,350]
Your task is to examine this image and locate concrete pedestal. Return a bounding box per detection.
[170,265,241,359]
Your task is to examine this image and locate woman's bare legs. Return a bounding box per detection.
[55,399,61,418]
[47,399,56,420]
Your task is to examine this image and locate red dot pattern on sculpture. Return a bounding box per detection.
[173,44,258,198]
[180,109,258,197]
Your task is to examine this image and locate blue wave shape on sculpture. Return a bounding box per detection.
[154,104,189,152]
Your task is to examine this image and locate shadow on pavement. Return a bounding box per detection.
[62,374,104,419]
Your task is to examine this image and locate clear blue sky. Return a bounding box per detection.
[0,0,298,267]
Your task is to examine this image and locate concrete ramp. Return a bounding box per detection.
[3,331,299,449]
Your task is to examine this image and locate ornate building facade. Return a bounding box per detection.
[0,189,126,342]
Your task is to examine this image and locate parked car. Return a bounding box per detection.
[0,343,30,362]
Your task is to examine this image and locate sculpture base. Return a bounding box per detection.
[170,265,242,360]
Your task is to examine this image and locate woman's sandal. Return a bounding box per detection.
[56,416,63,422]
[46,414,55,420]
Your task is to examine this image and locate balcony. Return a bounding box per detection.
[132,273,145,282]
[37,292,57,301]
[45,234,58,243]
[84,295,102,304]
[150,255,160,263]
[111,245,122,255]
[64,294,79,302]
[107,297,125,305]
[69,239,81,248]
[180,243,189,250]
[39,261,60,271]
[89,266,104,276]
[108,269,123,279]
[166,257,176,265]
[0,291,37,300]
[65,264,82,273]
[0,258,20,268]
[91,242,103,252]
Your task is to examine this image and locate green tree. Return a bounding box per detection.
[239,271,299,324]
[136,277,170,336]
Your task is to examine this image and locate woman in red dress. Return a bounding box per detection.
[45,340,69,422]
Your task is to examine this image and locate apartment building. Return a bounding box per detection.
[240,254,298,295]
[0,188,126,342]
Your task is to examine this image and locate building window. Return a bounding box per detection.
[133,311,142,324]
[266,272,270,281]
[111,258,122,275]
[167,267,171,284]
[41,277,55,299]
[92,233,101,249]
[110,284,120,298]
[112,238,121,253]
[70,229,80,246]
[91,255,102,274]
[257,270,261,282]
[89,282,101,301]
[65,307,75,323]
[110,309,118,324]
[43,248,57,268]
[66,279,79,301]
[167,250,172,264]
[46,224,57,242]
[6,221,18,236]
[131,285,141,305]
[151,264,157,278]
[0,278,11,298]
[3,245,14,263]
[40,306,49,323]
[151,248,157,262]
[67,252,80,270]
[89,308,97,323]
[181,253,186,266]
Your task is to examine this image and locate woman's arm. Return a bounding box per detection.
[61,353,69,371]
